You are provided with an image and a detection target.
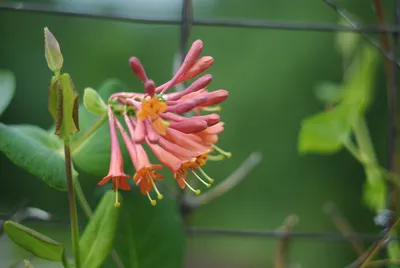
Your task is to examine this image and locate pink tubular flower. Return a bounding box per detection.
[98,105,131,207]
[114,115,164,205]
[99,39,231,204]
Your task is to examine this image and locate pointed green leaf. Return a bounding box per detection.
[0,123,77,190]
[341,44,380,113]
[4,221,65,262]
[298,104,356,154]
[53,73,80,139]
[44,27,63,73]
[83,87,107,115]
[80,191,120,268]
[114,189,185,268]
[0,70,16,116]
[72,79,129,176]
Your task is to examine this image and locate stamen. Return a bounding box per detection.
[211,144,232,158]
[207,154,225,161]
[191,170,211,188]
[202,106,221,112]
[183,180,201,195]
[150,174,164,200]
[114,183,121,208]
[147,192,157,206]
[199,167,215,184]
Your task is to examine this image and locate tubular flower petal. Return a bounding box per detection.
[98,106,131,206]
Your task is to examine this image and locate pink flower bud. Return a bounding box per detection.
[199,90,228,107]
[159,40,203,93]
[129,57,148,82]
[169,118,208,134]
[177,56,214,83]
[168,74,213,101]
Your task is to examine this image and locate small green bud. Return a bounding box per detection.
[83,87,107,115]
[44,27,63,73]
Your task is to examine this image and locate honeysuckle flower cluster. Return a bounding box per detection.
[98,40,231,206]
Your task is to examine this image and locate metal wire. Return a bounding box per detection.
[1,1,400,33]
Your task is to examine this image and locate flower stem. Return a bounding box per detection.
[71,114,107,154]
[64,139,81,268]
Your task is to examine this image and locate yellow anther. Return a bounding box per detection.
[183,180,201,195]
[211,144,232,158]
[114,186,121,207]
[147,192,157,206]
[199,167,214,184]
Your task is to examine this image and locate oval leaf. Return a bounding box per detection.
[0,123,73,190]
[4,221,65,261]
[83,87,107,115]
[79,190,121,268]
[0,70,16,116]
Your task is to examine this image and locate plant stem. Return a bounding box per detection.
[64,139,81,268]
[373,0,399,221]
[62,253,71,268]
[74,179,126,268]
[353,117,377,165]
[360,217,400,268]
[70,114,107,154]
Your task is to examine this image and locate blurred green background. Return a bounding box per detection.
[0,0,394,267]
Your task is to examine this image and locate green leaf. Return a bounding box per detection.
[0,123,74,190]
[114,189,185,268]
[83,87,108,115]
[0,70,16,116]
[11,124,62,150]
[4,221,65,262]
[44,27,63,73]
[72,79,129,176]
[341,44,380,113]
[80,190,121,268]
[298,104,356,154]
[53,73,80,139]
